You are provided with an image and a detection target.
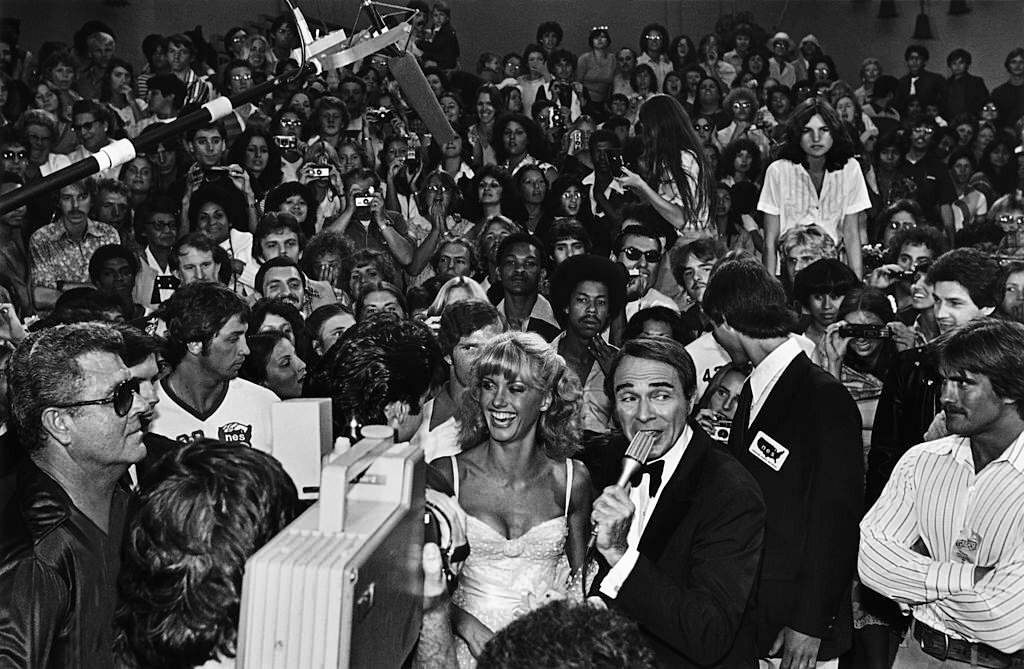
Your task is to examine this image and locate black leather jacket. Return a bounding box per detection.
[866,344,941,506]
[0,459,130,668]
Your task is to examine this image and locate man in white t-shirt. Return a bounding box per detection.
[148,281,279,453]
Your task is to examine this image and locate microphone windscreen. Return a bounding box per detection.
[388,52,457,145]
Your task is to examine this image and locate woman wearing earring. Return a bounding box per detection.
[434,332,591,666]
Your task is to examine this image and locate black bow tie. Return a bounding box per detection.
[630,459,665,496]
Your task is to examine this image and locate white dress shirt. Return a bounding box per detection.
[860,430,1024,652]
[600,425,693,598]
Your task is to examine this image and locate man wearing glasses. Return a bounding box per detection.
[613,216,679,322]
[0,322,150,667]
[66,100,119,180]
[220,60,256,144]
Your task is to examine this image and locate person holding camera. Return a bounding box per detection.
[323,167,414,274]
[818,286,899,454]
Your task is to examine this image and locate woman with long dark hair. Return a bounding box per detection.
[226,128,284,204]
[759,99,871,277]
[616,94,714,242]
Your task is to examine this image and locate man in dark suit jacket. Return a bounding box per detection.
[894,45,947,116]
[703,258,863,668]
[591,335,766,668]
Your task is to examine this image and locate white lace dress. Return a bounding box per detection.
[449,457,578,668]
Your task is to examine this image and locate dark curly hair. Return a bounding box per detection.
[477,600,656,669]
[314,313,443,436]
[157,281,250,366]
[114,440,299,668]
[457,331,582,459]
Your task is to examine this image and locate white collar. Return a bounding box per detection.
[749,336,803,403]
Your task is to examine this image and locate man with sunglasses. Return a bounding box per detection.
[613,220,679,323]
[0,322,149,667]
[0,129,28,180]
[148,282,279,453]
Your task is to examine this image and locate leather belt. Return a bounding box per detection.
[914,621,1024,668]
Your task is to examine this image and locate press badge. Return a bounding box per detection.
[750,431,790,471]
[954,529,982,564]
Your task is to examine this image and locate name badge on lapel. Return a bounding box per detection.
[749,431,789,471]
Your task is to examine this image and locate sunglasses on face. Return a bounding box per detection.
[621,247,662,263]
[52,377,142,417]
[1,150,27,161]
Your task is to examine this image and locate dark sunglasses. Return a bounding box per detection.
[1,150,27,161]
[52,377,141,417]
[621,247,662,263]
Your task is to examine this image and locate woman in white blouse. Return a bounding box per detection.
[758,99,871,278]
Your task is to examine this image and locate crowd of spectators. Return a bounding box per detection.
[2,4,1024,669]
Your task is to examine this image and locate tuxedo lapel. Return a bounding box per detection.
[637,430,710,562]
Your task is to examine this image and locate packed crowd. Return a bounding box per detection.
[2,3,1024,668]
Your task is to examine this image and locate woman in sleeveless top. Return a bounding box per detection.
[434,332,592,667]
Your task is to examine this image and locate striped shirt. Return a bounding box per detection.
[758,156,871,243]
[859,431,1024,653]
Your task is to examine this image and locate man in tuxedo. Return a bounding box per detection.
[703,258,863,668]
[591,335,766,668]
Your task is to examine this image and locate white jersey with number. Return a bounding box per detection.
[149,377,280,453]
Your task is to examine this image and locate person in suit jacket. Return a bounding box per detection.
[702,257,863,668]
[894,45,947,116]
[591,335,766,668]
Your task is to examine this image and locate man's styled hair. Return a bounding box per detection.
[8,322,124,452]
[146,74,187,109]
[344,248,397,286]
[88,243,140,284]
[115,440,299,668]
[254,256,306,297]
[437,300,504,357]
[614,223,663,255]
[926,248,1002,309]
[940,319,1024,419]
[703,258,800,338]
[169,232,218,270]
[318,313,443,434]
[430,236,479,276]
[159,281,250,365]
[604,334,697,404]
[792,258,860,309]
[670,236,726,286]
[477,600,656,669]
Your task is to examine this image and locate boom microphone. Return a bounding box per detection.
[360,0,457,145]
[388,52,457,145]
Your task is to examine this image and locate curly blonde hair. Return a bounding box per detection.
[457,331,582,459]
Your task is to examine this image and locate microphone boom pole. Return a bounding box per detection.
[0,64,316,216]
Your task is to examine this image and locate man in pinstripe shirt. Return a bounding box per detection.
[860,319,1024,667]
